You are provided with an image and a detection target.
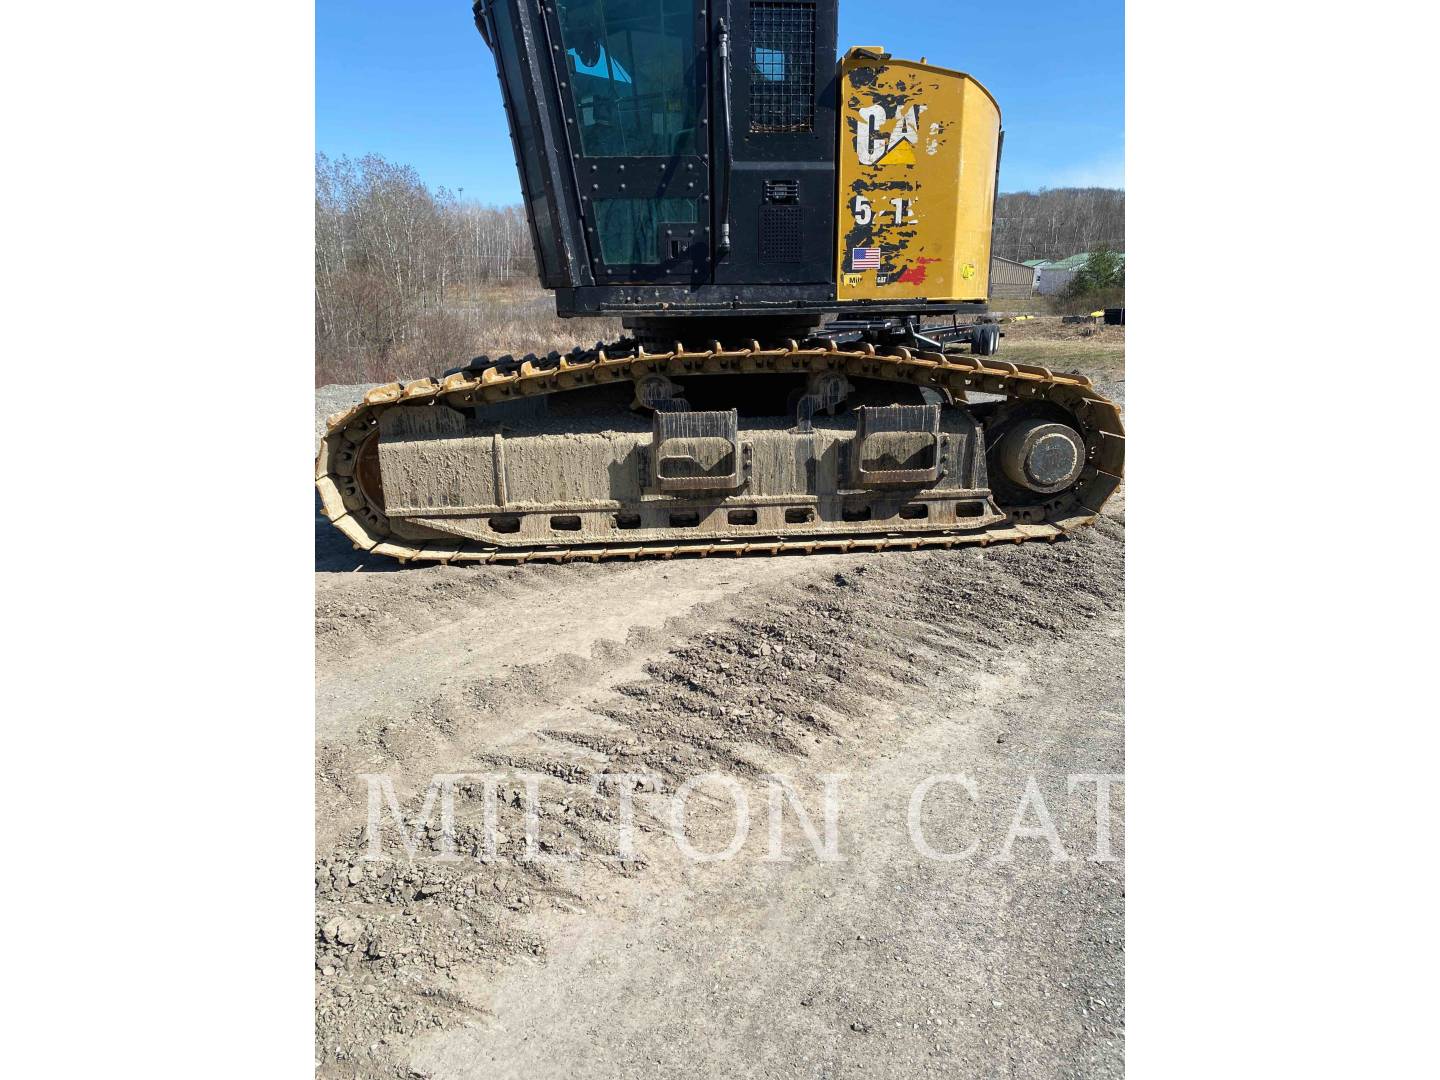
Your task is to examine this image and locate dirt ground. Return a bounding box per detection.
[315,321,1125,1078]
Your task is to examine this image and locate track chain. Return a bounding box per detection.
[315,340,1124,564]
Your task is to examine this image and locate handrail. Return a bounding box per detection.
[715,16,734,257]
[471,1,493,50]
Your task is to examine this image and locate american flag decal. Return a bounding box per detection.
[852,247,882,270]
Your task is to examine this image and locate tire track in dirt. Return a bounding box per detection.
[411,608,1124,1080]
[315,514,1123,1078]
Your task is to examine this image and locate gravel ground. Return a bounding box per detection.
[315,324,1125,1078]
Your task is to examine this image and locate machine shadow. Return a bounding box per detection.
[314,494,405,574]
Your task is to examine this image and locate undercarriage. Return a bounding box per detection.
[316,332,1124,564]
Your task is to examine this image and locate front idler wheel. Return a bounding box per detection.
[996,418,1086,495]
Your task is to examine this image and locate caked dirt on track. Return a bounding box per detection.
[314,326,1125,1079]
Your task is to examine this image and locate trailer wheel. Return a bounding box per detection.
[971,324,999,356]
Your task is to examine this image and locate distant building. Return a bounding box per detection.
[988,255,1035,300]
[1026,252,1126,296]
[1021,258,1048,290]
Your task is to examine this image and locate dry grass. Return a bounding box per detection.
[1002,317,1124,344]
[440,285,621,361]
[999,318,1125,385]
[1049,286,1125,317]
[314,285,622,387]
[315,288,1125,388]
[985,296,1052,315]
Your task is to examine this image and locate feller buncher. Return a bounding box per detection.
[316,0,1124,564]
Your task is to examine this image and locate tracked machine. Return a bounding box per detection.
[317,0,1124,563]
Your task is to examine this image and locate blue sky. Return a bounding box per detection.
[316,0,1123,201]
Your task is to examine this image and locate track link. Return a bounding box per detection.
[316,341,1124,564]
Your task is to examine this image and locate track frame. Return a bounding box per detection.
[316,340,1124,565]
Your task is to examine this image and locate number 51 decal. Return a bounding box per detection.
[852,195,916,226]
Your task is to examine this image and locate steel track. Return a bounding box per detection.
[316,341,1124,564]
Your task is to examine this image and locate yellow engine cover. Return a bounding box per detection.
[835,48,1001,304]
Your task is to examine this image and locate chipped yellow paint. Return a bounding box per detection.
[835,48,1001,304]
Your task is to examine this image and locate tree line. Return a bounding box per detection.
[992,187,1125,263]
[315,153,535,383]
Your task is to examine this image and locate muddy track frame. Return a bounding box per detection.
[316,341,1125,564]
